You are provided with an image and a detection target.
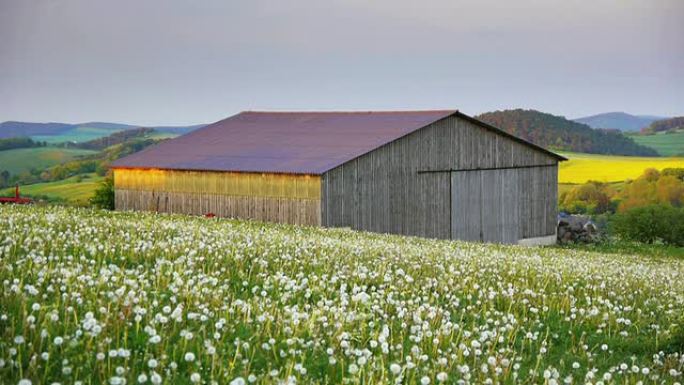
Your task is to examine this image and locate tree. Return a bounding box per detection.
[90,176,115,210]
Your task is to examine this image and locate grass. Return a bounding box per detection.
[1,205,683,384]
[558,151,684,184]
[628,130,684,157]
[552,240,684,260]
[0,147,96,175]
[0,173,103,205]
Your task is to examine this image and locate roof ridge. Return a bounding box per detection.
[240,109,458,114]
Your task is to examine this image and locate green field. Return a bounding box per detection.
[0,173,103,205]
[0,147,96,174]
[1,205,683,384]
[32,127,179,144]
[31,126,120,143]
[559,151,684,184]
[629,130,684,157]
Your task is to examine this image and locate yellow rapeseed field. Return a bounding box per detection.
[558,152,684,184]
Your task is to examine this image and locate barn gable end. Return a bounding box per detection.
[321,113,561,243]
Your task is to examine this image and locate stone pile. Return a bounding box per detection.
[557,214,600,243]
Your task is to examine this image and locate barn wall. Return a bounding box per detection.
[113,169,321,226]
[451,165,558,243]
[321,115,559,241]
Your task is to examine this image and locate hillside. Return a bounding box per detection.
[70,127,170,150]
[628,130,684,157]
[2,205,683,384]
[0,121,74,138]
[643,116,684,134]
[477,109,659,156]
[1,120,204,143]
[573,112,665,131]
[0,147,96,175]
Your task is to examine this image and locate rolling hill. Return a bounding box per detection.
[573,112,665,131]
[0,147,96,174]
[0,121,74,138]
[628,130,684,157]
[477,109,659,156]
[0,120,205,142]
[642,116,684,134]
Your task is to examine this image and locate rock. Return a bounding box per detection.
[557,214,601,244]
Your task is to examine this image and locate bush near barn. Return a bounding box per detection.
[1,205,684,385]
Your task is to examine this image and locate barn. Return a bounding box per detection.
[111,110,566,244]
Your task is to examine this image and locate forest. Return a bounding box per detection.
[477,109,659,156]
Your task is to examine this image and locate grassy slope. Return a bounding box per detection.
[558,151,684,184]
[628,130,684,157]
[0,173,103,205]
[0,147,96,174]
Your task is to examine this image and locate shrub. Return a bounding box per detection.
[90,176,114,210]
[610,204,684,246]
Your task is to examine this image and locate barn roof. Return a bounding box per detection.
[111,110,565,174]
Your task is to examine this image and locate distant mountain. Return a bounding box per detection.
[573,112,666,132]
[0,121,75,138]
[0,120,205,139]
[477,109,659,156]
[643,116,684,134]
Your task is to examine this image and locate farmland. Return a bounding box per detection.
[31,126,121,144]
[0,173,103,205]
[31,127,179,144]
[558,152,684,184]
[1,205,683,384]
[628,131,684,157]
[0,147,96,175]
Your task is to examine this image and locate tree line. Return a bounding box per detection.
[477,109,659,156]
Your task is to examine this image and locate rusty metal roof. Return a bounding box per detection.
[111,110,565,174]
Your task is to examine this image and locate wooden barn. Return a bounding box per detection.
[111,110,566,244]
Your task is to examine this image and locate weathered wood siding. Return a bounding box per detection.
[451,166,557,243]
[321,115,559,242]
[114,169,321,226]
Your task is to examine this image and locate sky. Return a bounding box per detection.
[1,0,682,126]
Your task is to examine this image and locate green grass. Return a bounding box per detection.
[628,130,684,157]
[0,173,103,205]
[552,240,684,260]
[0,205,683,384]
[0,147,96,174]
[558,151,684,184]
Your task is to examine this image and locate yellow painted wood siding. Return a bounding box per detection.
[113,169,321,225]
[114,169,320,199]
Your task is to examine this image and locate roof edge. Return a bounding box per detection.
[109,165,323,176]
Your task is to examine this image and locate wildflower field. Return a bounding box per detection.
[1,206,684,385]
[558,152,684,184]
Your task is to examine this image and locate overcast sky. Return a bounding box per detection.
[1,0,682,125]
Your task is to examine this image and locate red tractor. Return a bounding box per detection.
[0,185,33,204]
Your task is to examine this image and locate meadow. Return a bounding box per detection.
[0,147,96,175]
[629,131,684,157]
[0,173,104,205]
[558,152,684,184]
[1,205,683,384]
